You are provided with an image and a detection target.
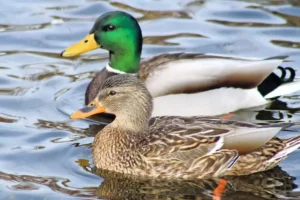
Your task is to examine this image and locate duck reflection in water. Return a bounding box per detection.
[91,166,298,200]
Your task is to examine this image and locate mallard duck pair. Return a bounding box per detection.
[70,74,300,179]
[61,11,300,117]
[63,11,300,180]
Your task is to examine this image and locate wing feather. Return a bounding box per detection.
[140,116,236,160]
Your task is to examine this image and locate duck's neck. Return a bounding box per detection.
[111,114,149,136]
[92,125,141,171]
[108,47,141,74]
[92,117,149,171]
[95,110,151,146]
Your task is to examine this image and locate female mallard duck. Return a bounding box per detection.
[61,11,300,117]
[70,74,300,179]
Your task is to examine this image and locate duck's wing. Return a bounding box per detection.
[138,116,293,178]
[141,116,235,160]
[138,116,240,178]
[139,53,284,97]
[144,116,290,155]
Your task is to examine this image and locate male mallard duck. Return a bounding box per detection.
[61,11,300,117]
[70,74,300,179]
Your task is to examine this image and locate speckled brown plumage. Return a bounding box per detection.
[93,116,300,179]
[71,74,300,179]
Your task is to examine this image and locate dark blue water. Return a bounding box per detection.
[0,0,300,199]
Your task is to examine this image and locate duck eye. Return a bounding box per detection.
[103,24,116,31]
[109,90,117,96]
[89,102,94,107]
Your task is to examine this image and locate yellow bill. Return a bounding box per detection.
[70,99,106,119]
[61,34,100,57]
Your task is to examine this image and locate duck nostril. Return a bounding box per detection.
[84,40,88,43]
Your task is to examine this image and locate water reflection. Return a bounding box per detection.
[93,167,298,200]
[0,170,95,199]
[5,164,297,200]
[1,0,300,199]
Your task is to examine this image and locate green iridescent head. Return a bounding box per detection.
[62,11,143,73]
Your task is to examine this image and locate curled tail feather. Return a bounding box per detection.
[258,66,299,98]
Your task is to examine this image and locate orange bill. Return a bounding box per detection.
[70,99,105,119]
[61,34,100,57]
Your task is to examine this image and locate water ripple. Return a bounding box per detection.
[0,0,300,199]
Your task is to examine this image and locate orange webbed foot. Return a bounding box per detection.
[213,179,227,200]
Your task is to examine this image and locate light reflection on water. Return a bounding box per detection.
[0,0,300,199]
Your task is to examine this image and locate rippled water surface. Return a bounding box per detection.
[1,0,300,199]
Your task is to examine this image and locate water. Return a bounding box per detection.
[0,0,300,199]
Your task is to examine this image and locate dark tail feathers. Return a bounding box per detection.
[258,66,296,97]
